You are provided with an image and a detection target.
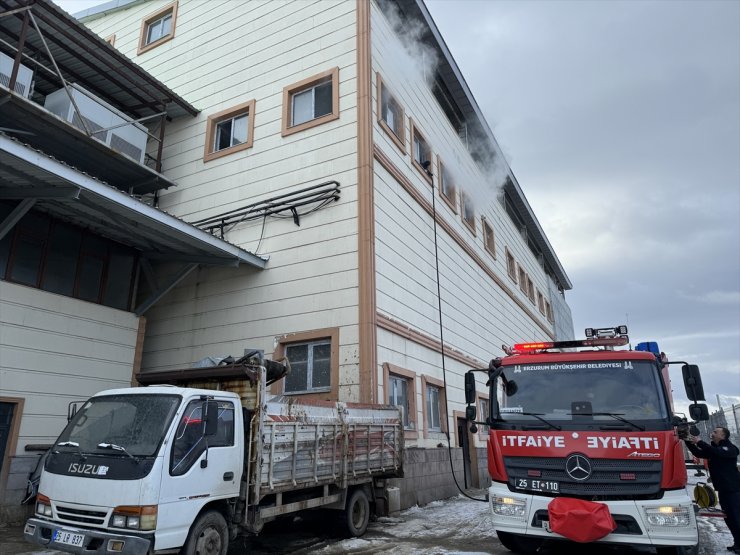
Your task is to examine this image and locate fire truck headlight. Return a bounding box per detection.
[491,496,527,519]
[645,506,691,527]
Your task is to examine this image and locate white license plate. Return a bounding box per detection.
[53,530,85,547]
[516,478,560,493]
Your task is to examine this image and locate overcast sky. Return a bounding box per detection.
[421,0,740,414]
[55,0,739,414]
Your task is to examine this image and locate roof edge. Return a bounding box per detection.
[74,0,148,21]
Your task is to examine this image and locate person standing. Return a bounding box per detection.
[685,427,740,553]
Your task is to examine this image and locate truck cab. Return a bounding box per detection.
[24,386,243,554]
[464,326,709,555]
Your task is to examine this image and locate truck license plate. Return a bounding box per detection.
[53,530,85,547]
[516,478,559,493]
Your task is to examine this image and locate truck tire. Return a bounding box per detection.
[183,510,229,555]
[496,531,542,554]
[343,488,370,537]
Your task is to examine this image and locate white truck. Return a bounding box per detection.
[23,358,404,555]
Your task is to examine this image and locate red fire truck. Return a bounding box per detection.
[464,326,709,555]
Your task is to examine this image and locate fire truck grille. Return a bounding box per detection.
[55,505,108,525]
[504,456,663,500]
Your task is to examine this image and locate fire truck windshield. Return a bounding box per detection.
[494,359,669,427]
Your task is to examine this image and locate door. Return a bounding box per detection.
[456,417,472,488]
[0,402,15,476]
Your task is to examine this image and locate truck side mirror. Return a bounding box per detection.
[689,403,709,422]
[464,372,476,405]
[204,401,219,436]
[67,402,78,422]
[466,405,477,421]
[682,364,705,401]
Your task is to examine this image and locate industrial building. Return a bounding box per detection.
[0,0,573,521]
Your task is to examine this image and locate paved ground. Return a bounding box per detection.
[2,478,733,555]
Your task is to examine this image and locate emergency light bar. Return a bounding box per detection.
[585,325,628,339]
[512,336,629,354]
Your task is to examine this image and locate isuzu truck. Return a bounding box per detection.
[464,326,708,555]
[24,358,403,554]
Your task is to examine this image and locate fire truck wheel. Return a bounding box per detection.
[183,510,229,555]
[496,531,541,554]
[343,488,370,537]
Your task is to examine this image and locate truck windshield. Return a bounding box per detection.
[494,360,668,425]
[56,394,180,457]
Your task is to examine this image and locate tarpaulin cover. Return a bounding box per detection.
[547,497,616,543]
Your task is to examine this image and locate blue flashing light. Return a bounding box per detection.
[635,341,660,356]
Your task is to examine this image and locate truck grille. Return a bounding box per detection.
[55,505,108,526]
[504,456,663,500]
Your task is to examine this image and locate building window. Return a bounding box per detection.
[421,375,447,438]
[482,217,495,257]
[410,119,433,184]
[426,385,441,432]
[461,191,475,234]
[282,67,339,137]
[283,340,331,393]
[204,100,255,162]
[383,363,418,438]
[545,301,554,323]
[527,276,535,304]
[138,2,177,55]
[105,34,116,46]
[273,328,339,398]
[537,290,546,314]
[437,158,457,212]
[377,73,405,153]
[518,265,528,295]
[0,203,136,310]
[479,397,490,435]
[506,248,517,282]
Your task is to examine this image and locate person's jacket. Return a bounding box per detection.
[685,438,740,492]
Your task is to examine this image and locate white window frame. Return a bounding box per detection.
[426,384,441,432]
[146,13,172,45]
[389,375,413,430]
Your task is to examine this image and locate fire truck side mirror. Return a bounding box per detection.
[466,405,477,422]
[464,372,476,405]
[689,403,709,422]
[681,364,705,401]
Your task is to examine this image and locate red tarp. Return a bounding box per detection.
[547,497,617,543]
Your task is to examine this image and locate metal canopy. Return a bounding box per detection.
[0,0,197,120]
[0,133,268,270]
[0,89,177,194]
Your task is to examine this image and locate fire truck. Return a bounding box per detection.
[464,326,709,555]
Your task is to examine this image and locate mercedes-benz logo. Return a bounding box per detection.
[565,453,592,481]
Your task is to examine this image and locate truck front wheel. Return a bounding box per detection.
[343,488,370,537]
[183,510,229,555]
[496,531,542,554]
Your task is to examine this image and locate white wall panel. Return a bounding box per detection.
[0,282,139,451]
[83,0,363,384]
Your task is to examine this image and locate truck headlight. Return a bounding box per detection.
[36,493,52,517]
[491,496,527,519]
[645,506,691,527]
[110,506,157,531]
